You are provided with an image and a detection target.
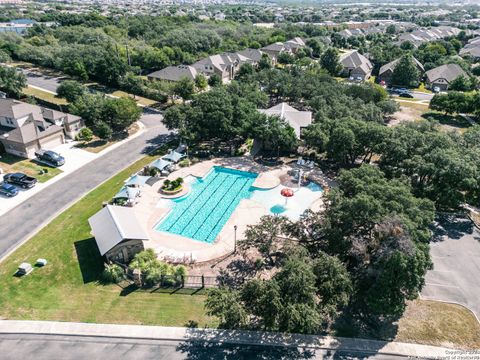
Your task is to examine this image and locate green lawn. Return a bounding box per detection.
[0,153,62,182]
[0,152,213,327]
[22,86,68,106]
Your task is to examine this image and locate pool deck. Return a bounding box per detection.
[131,157,325,263]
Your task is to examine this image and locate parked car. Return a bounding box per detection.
[398,90,414,98]
[0,183,19,197]
[35,149,65,167]
[3,172,37,189]
[433,86,441,93]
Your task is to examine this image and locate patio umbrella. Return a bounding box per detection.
[281,188,294,206]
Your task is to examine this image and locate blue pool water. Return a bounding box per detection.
[156,167,258,243]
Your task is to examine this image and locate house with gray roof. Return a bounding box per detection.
[339,50,373,80]
[88,205,149,264]
[425,63,468,91]
[284,37,305,53]
[460,39,480,60]
[260,42,290,63]
[236,48,263,64]
[258,103,312,139]
[0,98,84,158]
[147,65,198,82]
[378,56,424,85]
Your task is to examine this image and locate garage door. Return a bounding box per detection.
[40,135,64,150]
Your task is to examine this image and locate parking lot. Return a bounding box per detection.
[421,215,480,320]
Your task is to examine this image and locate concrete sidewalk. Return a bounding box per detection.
[0,320,454,358]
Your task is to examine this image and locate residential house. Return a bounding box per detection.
[147,65,198,82]
[260,42,290,63]
[378,56,424,85]
[0,99,84,158]
[258,102,312,139]
[425,63,468,91]
[339,50,373,80]
[236,48,263,65]
[460,38,480,60]
[193,53,252,82]
[88,205,148,264]
[284,37,305,53]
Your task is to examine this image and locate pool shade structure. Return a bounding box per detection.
[163,150,185,163]
[281,187,294,206]
[150,158,172,171]
[125,175,151,187]
[113,186,141,201]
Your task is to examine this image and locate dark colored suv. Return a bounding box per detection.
[35,149,65,167]
[0,183,19,197]
[3,172,37,189]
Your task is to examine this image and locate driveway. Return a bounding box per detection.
[0,113,169,259]
[0,143,97,217]
[421,214,480,320]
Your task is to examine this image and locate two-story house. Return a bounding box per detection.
[0,98,84,158]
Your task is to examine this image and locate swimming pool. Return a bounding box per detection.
[155,166,323,243]
[155,167,258,243]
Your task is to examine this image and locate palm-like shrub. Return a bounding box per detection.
[102,263,124,283]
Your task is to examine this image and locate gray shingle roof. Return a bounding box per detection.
[148,65,198,82]
[425,63,467,84]
[339,50,373,75]
[379,56,424,76]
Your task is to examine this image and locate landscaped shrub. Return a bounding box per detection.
[101,263,124,283]
[128,249,188,287]
[76,127,94,142]
[178,159,190,168]
[161,177,184,191]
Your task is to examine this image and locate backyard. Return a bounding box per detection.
[0,153,62,182]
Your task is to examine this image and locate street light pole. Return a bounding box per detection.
[234,225,237,254]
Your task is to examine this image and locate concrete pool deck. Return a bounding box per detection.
[131,157,325,263]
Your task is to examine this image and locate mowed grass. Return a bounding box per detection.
[0,153,213,327]
[22,86,68,106]
[0,153,62,182]
[395,300,480,349]
[110,90,158,107]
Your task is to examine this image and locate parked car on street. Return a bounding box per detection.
[35,149,65,167]
[3,172,37,189]
[0,183,19,197]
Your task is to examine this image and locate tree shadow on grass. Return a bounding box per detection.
[422,112,472,128]
[217,259,258,289]
[74,238,104,284]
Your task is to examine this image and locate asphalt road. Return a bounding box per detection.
[0,334,406,360]
[0,110,169,259]
[422,214,480,320]
[20,68,65,93]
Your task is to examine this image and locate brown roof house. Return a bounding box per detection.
[0,99,84,158]
[258,103,312,139]
[339,50,373,80]
[425,63,467,91]
[378,57,424,85]
[88,205,149,264]
[147,65,198,82]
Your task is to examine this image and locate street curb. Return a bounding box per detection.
[419,296,480,325]
[0,320,453,358]
[0,130,169,263]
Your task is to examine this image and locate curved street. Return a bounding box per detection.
[0,110,169,259]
